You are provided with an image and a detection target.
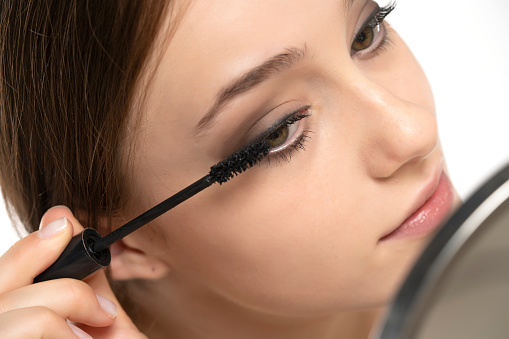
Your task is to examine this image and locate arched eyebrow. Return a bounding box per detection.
[344,0,355,13]
[194,0,355,135]
[194,46,309,135]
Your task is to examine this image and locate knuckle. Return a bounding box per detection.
[59,279,94,304]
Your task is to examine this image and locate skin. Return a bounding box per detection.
[0,0,462,338]
[0,207,145,338]
[114,0,461,337]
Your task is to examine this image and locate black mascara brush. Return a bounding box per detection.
[34,141,270,283]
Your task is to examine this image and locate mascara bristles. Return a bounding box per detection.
[208,141,270,184]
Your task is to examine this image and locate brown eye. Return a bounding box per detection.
[266,125,290,149]
[262,108,310,153]
[352,25,375,52]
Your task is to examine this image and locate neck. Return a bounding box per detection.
[126,276,384,339]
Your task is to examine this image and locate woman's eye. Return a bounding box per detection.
[351,3,396,57]
[265,118,299,151]
[261,107,311,156]
[352,25,376,52]
[351,22,384,55]
[255,108,312,163]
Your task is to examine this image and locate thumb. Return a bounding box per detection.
[40,205,84,236]
[42,206,145,336]
[41,206,121,312]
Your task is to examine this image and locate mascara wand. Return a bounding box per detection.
[34,142,270,283]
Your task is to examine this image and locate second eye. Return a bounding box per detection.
[351,20,386,56]
[351,3,395,57]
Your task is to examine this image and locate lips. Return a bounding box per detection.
[379,170,455,242]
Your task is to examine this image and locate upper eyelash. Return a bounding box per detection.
[276,111,310,131]
[366,2,396,29]
[352,1,396,57]
[264,108,312,164]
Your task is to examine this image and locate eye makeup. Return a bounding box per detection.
[218,2,398,162]
[261,107,312,163]
[231,103,313,166]
[351,1,396,57]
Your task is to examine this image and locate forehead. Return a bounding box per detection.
[148,0,348,122]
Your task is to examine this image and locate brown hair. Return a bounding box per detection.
[0,0,170,233]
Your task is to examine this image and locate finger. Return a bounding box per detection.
[81,322,149,339]
[83,271,142,333]
[40,205,84,236]
[68,323,94,339]
[0,217,73,292]
[40,207,144,335]
[0,278,117,326]
[0,306,90,339]
[42,206,142,334]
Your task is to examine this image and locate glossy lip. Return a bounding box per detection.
[378,165,455,242]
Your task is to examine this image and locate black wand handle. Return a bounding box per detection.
[33,228,111,283]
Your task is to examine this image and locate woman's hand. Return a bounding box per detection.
[0,206,146,338]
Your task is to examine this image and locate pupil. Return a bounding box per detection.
[271,130,282,139]
[352,26,374,52]
[356,32,366,43]
[267,125,289,147]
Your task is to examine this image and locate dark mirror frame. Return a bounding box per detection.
[373,162,509,339]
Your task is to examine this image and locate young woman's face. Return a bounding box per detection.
[122,0,461,316]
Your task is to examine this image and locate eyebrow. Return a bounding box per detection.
[194,0,356,135]
[194,46,309,134]
[344,0,355,13]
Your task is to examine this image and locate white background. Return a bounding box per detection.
[1,0,509,255]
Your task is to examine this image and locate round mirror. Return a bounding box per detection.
[374,163,509,339]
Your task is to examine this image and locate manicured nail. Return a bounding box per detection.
[96,294,118,318]
[37,217,67,239]
[50,205,74,215]
[68,323,92,339]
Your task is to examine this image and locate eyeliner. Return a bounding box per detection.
[246,105,311,147]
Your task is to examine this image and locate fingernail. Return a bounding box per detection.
[96,294,118,318]
[68,323,92,339]
[47,205,74,215]
[38,217,67,239]
[48,205,74,215]
[38,205,74,229]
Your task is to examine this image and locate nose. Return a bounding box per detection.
[347,77,438,178]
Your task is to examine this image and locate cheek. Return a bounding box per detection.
[144,156,392,315]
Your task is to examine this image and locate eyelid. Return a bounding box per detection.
[267,112,309,153]
[351,3,381,46]
[350,3,396,58]
[250,105,311,145]
[352,21,386,58]
[350,1,396,46]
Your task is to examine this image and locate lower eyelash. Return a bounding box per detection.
[267,129,313,165]
[372,23,394,57]
[352,3,396,58]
